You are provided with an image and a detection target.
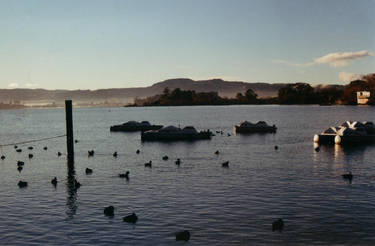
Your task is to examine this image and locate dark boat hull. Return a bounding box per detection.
[234,125,277,133]
[315,134,375,145]
[141,132,212,141]
[110,125,163,132]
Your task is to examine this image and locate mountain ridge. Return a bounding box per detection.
[0,78,339,104]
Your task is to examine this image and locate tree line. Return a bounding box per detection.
[130,74,375,106]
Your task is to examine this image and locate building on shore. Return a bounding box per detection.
[357,91,371,105]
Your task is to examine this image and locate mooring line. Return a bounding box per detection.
[0,134,66,147]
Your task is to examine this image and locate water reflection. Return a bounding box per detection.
[66,166,78,219]
[334,144,367,163]
[313,143,369,177]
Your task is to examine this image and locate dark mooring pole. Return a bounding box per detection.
[65,100,74,169]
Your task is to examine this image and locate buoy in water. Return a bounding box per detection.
[313,134,319,143]
[334,135,341,144]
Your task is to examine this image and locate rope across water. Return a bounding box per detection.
[0,134,66,147]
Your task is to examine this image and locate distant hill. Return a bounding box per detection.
[0,78,312,105]
[149,78,285,98]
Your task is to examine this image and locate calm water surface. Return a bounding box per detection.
[0,105,374,245]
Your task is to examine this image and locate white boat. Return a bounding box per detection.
[314,121,375,145]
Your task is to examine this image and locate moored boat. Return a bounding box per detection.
[234,121,277,133]
[141,125,212,141]
[314,121,375,145]
[110,121,163,132]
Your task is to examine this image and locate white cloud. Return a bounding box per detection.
[25,83,39,88]
[8,83,19,88]
[338,72,363,82]
[273,50,373,67]
[315,50,373,67]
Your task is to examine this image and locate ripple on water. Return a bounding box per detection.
[0,106,374,245]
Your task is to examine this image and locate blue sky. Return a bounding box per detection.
[0,0,374,89]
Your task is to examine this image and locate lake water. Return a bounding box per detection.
[0,105,374,245]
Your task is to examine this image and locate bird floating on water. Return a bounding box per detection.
[85,168,93,174]
[222,161,229,168]
[175,230,190,241]
[88,150,95,157]
[215,150,219,155]
[104,206,115,217]
[342,172,353,182]
[119,171,129,180]
[162,155,169,161]
[74,179,81,189]
[18,180,28,188]
[175,158,181,165]
[113,151,118,157]
[51,177,58,186]
[272,218,284,232]
[123,213,138,224]
[1,155,5,160]
[144,161,152,168]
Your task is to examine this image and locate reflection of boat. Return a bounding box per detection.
[141,126,212,141]
[234,121,277,133]
[314,121,375,145]
[110,121,163,132]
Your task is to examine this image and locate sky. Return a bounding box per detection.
[0,0,374,89]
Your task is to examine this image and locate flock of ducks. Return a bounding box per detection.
[0,139,356,240]
[3,143,194,241]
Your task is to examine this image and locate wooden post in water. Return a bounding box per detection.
[65,100,74,169]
